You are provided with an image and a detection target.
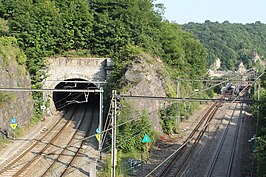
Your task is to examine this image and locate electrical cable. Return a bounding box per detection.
[35,69,262,154]
[1,69,261,175]
[144,73,264,176]
[13,70,259,177]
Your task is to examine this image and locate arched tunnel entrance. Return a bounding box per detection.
[51,78,103,150]
[53,78,99,110]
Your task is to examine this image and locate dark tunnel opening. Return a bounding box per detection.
[53,79,98,110]
[52,79,113,153]
[52,79,100,143]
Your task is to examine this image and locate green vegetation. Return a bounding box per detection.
[1,1,266,175]
[0,0,207,83]
[0,37,24,66]
[0,1,214,175]
[253,74,266,176]
[183,21,266,70]
[0,92,14,106]
[100,100,155,176]
[116,100,155,153]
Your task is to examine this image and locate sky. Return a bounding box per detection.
[155,0,266,24]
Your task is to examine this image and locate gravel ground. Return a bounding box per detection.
[136,102,256,177]
[0,101,256,177]
[136,103,212,176]
[186,103,240,177]
[233,106,256,177]
[0,105,99,177]
[0,111,63,168]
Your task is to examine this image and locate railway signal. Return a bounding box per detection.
[11,117,17,124]
[142,134,151,143]
[10,118,17,129]
[95,134,101,141]
[10,123,17,129]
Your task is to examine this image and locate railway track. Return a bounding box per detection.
[0,106,80,177]
[0,94,100,177]
[40,102,98,177]
[206,103,243,177]
[0,107,75,177]
[153,100,223,177]
[61,100,99,176]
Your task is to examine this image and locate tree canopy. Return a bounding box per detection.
[183,21,266,70]
[0,0,207,83]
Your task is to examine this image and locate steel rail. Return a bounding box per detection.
[227,103,243,177]
[40,106,87,176]
[0,108,74,176]
[157,101,221,177]
[206,103,239,177]
[172,102,222,177]
[61,100,98,176]
[12,108,78,177]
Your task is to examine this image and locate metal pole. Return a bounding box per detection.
[42,92,46,121]
[258,81,260,101]
[255,81,260,135]
[111,90,117,177]
[177,77,180,97]
[98,87,103,160]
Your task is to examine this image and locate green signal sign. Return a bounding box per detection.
[142,134,151,143]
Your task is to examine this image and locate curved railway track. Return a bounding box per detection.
[0,107,76,177]
[154,100,223,177]
[0,95,100,177]
[147,85,251,177]
[61,101,99,176]
[40,101,98,177]
[207,103,243,177]
[0,104,91,177]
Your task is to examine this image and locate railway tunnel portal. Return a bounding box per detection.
[41,57,113,144]
[42,57,113,112]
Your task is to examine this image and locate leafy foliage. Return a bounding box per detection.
[0,0,208,83]
[183,21,266,70]
[116,100,155,153]
[0,1,209,172]
[0,18,8,35]
[252,73,266,176]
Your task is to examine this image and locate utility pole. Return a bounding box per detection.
[177,77,180,97]
[111,90,117,177]
[98,87,103,160]
[256,80,260,135]
[41,91,47,121]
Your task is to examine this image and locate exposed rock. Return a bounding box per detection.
[0,38,34,136]
[120,54,173,133]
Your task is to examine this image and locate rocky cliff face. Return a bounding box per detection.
[120,54,173,133]
[0,37,33,136]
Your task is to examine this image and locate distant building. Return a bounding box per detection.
[211,58,221,70]
[238,62,247,73]
[253,51,261,63]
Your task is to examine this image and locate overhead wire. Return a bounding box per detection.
[1,69,259,175]
[44,69,262,175]
[144,72,264,176]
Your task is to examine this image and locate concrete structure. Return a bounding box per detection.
[42,57,113,113]
[213,58,221,70]
[43,57,113,89]
[238,62,247,74]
